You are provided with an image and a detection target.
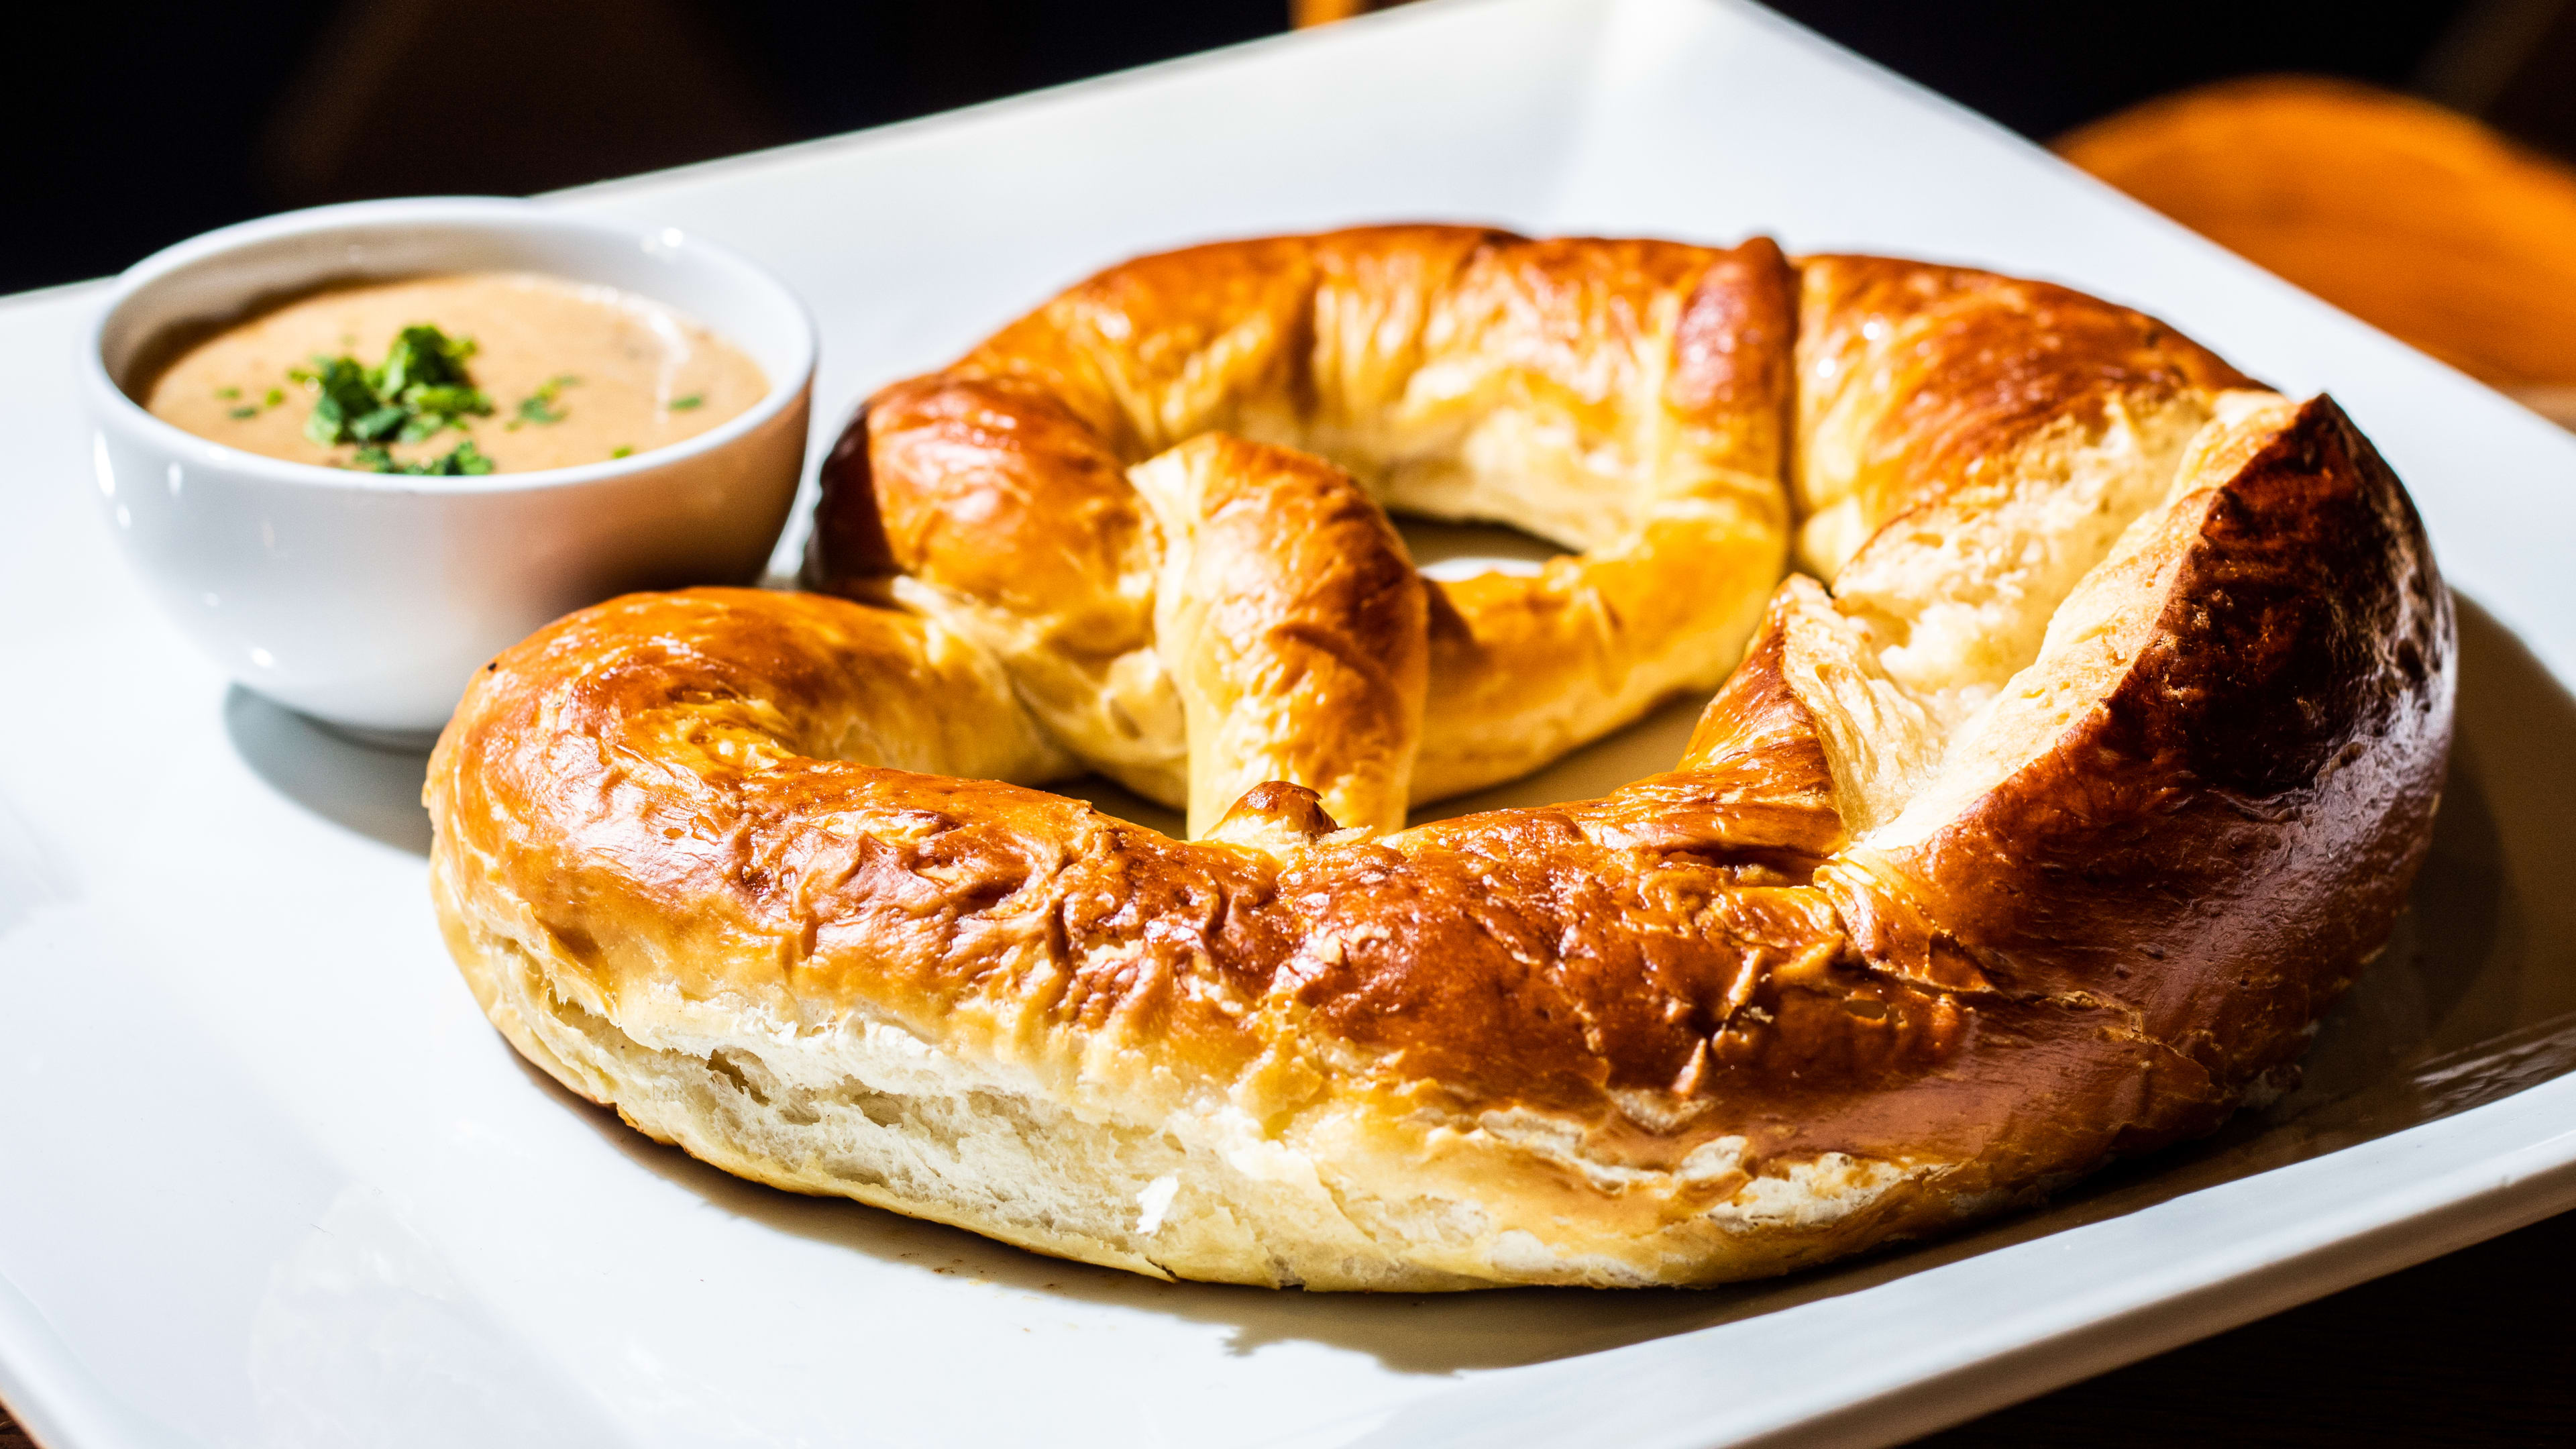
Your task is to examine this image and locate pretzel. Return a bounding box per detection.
[805,228,1795,808]
[427,230,2452,1288]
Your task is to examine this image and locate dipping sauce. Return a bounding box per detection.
[142,272,767,474]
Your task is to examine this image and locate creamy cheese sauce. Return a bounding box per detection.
[142,272,767,473]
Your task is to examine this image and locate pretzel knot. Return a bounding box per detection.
[429,228,2453,1288]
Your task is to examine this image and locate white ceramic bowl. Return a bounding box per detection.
[83,197,816,746]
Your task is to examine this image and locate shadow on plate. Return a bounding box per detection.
[475,591,2576,1377]
[223,687,435,857]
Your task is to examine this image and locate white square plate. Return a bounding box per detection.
[6,2,2576,1445]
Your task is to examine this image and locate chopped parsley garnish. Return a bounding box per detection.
[352,437,494,476]
[512,374,580,426]
[221,384,284,420]
[297,324,494,453]
[610,445,633,459]
[666,393,703,411]
[376,325,477,394]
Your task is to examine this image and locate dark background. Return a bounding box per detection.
[5,1,2572,1443]
[10,0,2576,294]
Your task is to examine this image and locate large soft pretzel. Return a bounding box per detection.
[427,228,2452,1289]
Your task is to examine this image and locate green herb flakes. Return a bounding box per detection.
[610,445,634,459]
[513,373,579,425]
[376,325,478,395]
[666,393,703,411]
[297,324,496,455]
[353,437,494,476]
[404,383,484,416]
[221,384,287,419]
[352,403,410,442]
[303,356,380,445]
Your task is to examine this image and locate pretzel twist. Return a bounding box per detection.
[807,228,1796,808]
[428,229,2452,1288]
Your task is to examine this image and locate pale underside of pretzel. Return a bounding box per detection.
[427,230,2453,1289]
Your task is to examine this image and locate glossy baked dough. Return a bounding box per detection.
[806,228,1797,806]
[427,229,2453,1289]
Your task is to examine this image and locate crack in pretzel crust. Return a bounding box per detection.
[427,228,2453,1289]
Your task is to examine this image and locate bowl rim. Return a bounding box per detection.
[81,195,818,495]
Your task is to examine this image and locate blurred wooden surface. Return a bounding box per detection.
[1291,0,1408,25]
[2059,74,2576,426]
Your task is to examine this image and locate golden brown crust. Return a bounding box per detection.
[429,233,2453,1289]
[1826,398,2453,1089]
[1131,434,1428,837]
[1791,254,2256,578]
[811,225,1795,806]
